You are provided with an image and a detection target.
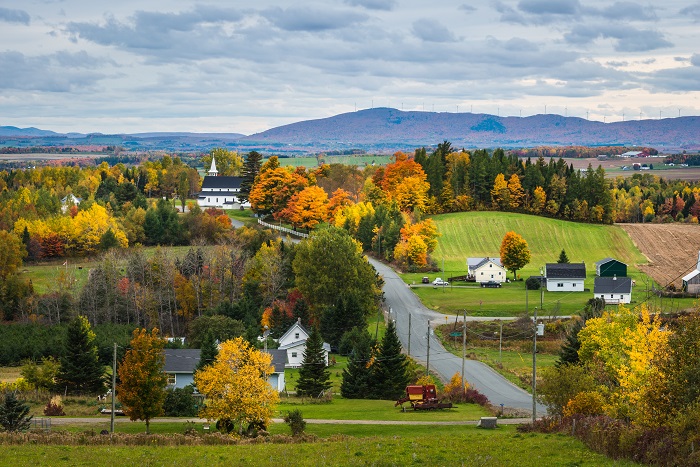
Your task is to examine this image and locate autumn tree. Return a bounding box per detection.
[499,231,531,280]
[281,185,329,229]
[532,186,546,213]
[490,173,509,210]
[194,337,279,434]
[55,316,105,394]
[296,326,332,398]
[507,174,525,209]
[117,328,167,434]
[0,231,25,281]
[202,148,243,176]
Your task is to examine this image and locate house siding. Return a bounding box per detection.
[546,279,584,292]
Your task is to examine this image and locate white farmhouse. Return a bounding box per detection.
[467,257,507,283]
[196,157,249,209]
[593,276,632,304]
[277,319,331,368]
[545,263,586,292]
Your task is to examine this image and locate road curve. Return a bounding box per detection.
[368,258,546,414]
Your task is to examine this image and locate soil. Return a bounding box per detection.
[619,223,700,287]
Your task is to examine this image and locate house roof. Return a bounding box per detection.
[683,269,700,282]
[278,319,311,345]
[595,257,627,267]
[263,349,287,373]
[594,276,633,294]
[164,349,201,373]
[545,263,586,279]
[467,257,502,269]
[201,176,243,190]
[278,340,331,353]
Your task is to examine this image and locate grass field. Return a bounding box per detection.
[272,155,392,168]
[0,425,636,466]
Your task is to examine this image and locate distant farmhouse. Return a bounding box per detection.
[594,276,633,304]
[278,319,331,368]
[545,263,586,292]
[595,258,627,277]
[196,157,249,209]
[682,252,700,294]
[60,194,81,213]
[467,257,507,284]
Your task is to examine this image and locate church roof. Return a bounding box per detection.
[201,176,243,189]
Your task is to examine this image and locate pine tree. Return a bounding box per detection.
[296,327,331,397]
[0,392,32,432]
[557,298,605,366]
[239,151,263,205]
[557,249,570,264]
[371,320,410,400]
[196,331,218,372]
[55,315,105,394]
[340,328,374,399]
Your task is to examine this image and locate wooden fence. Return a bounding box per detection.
[258,219,309,238]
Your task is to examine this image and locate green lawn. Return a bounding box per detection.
[272,155,392,168]
[1,425,637,466]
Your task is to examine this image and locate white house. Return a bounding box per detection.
[60,194,82,213]
[277,319,331,368]
[196,157,249,209]
[467,257,507,283]
[594,276,632,304]
[545,263,586,292]
[682,251,700,294]
[263,349,287,392]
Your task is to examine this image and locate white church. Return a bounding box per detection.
[196,157,250,209]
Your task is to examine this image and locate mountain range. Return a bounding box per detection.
[3,108,700,153]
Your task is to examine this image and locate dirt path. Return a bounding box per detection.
[619,223,700,288]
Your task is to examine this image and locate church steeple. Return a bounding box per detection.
[208,156,218,176]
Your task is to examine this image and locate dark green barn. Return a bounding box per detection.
[595,258,627,277]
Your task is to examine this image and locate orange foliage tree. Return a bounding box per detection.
[281,185,329,229]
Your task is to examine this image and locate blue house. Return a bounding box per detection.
[164,349,201,389]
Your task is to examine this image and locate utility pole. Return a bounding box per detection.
[426,321,430,375]
[407,313,411,355]
[499,321,503,363]
[532,307,538,423]
[111,342,117,434]
[461,311,466,392]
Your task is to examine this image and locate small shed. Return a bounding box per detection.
[595,258,627,277]
[682,252,700,294]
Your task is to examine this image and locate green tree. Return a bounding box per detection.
[371,320,410,400]
[557,298,605,366]
[340,328,375,399]
[499,231,531,281]
[99,228,120,251]
[196,330,218,372]
[239,151,263,205]
[296,326,331,398]
[293,227,380,321]
[163,385,198,417]
[55,316,105,394]
[187,315,246,348]
[0,230,26,281]
[320,293,367,349]
[20,356,60,391]
[0,393,32,432]
[117,328,167,434]
[202,148,243,176]
[557,249,570,264]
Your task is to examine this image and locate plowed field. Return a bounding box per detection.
[619,223,700,287]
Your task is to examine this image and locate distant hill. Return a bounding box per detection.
[0,126,59,137]
[241,108,700,152]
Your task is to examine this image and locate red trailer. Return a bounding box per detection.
[395,384,453,411]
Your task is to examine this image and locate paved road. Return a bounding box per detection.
[368,258,546,415]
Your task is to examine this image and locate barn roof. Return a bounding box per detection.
[595,257,627,267]
[683,269,700,283]
[545,263,586,279]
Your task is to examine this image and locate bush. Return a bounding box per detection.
[0,393,33,432]
[163,386,198,417]
[463,388,490,407]
[538,364,596,416]
[284,409,306,436]
[563,391,604,417]
[525,276,541,290]
[443,373,470,403]
[43,395,65,416]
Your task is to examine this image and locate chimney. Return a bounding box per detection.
[613,274,617,280]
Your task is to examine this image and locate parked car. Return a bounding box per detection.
[432,278,449,286]
[481,281,502,288]
[421,276,430,284]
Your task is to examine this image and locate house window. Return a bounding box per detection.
[611,294,614,298]
[166,373,176,386]
[291,352,297,358]
[557,283,564,287]
[620,295,624,299]
[294,332,300,339]
[480,272,484,276]
[490,275,494,279]
[489,264,492,268]
[216,198,219,203]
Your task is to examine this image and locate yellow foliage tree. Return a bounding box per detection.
[282,185,329,229]
[507,174,524,209]
[490,173,509,210]
[194,337,279,434]
[532,186,547,214]
[392,175,430,213]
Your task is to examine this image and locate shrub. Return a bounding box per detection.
[163,385,198,417]
[284,409,306,436]
[525,276,541,290]
[562,391,604,417]
[43,395,65,416]
[0,392,33,432]
[538,364,596,416]
[443,373,470,403]
[463,388,490,407]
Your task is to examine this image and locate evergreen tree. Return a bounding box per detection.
[557,298,605,366]
[196,330,218,372]
[557,249,570,264]
[0,392,32,432]
[239,151,263,205]
[55,315,105,394]
[340,328,375,399]
[371,320,410,400]
[296,327,331,398]
[320,293,367,350]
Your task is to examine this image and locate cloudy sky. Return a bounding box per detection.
[2,0,699,135]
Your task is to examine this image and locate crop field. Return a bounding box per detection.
[273,154,392,168]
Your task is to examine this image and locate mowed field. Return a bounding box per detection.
[620,223,700,288]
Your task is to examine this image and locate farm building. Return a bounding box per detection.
[594,276,633,304]
[196,157,249,209]
[682,252,700,294]
[595,258,627,277]
[545,263,586,292]
[278,319,331,368]
[467,257,507,284]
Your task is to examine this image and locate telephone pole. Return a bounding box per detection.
[111,342,117,434]
[426,321,430,375]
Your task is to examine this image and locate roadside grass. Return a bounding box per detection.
[0,425,637,466]
[226,208,258,226]
[272,155,392,168]
[0,365,21,383]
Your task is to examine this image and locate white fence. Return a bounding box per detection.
[258,219,309,238]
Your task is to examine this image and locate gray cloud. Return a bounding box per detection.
[0,51,105,92]
[344,0,395,11]
[493,1,527,24]
[596,2,656,21]
[412,19,457,43]
[565,24,672,52]
[518,0,580,16]
[680,3,700,22]
[262,7,368,32]
[0,7,30,24]
[459,4,476,12]
[692,54,700,67]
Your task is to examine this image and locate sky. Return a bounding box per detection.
[1,0,699,135]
